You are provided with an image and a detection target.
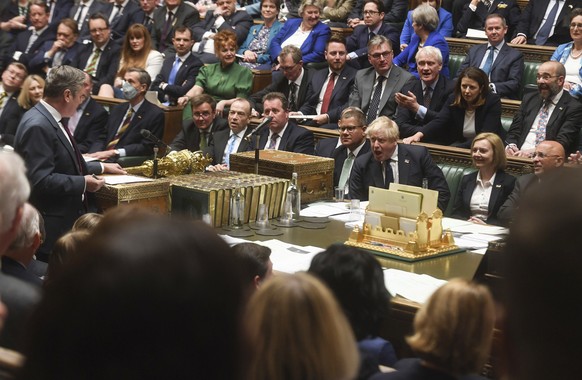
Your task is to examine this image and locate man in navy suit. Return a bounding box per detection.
[169,94,228,151]
[250,46,313,114]
[295,36,357,129]
[347,0,407,25]
[28,18,80,74]
[511,0,582,45]
[395,46,453,139]
[505,61,582,157]
[88,68,164,161]
[151,26,203,106]
[7,0,56,70]
[68,0,110,41]
[346,0,400,70]
[349,116,450,210]
[458,14,523,99]
[72,13,120,95]
[252,92,314,155]
[316,107,370,196]
[151,0,199,55]
[206,98,253,170]
[105,0,145,40]
[137,0,159,34]
[192,0,252,63]
[0,62,27,147]
[14,66,124,259]
[456,0,520,37]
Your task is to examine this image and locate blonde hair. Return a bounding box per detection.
[245,272,359,380]
[118,24,153,78]
[72,213,103,232]
[366,116,400,141]
[17,75,45,109]
[472,132,507,171]
[407,278,495,376]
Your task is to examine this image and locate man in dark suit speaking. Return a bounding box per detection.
[14,66,124,260]
[349,116,450,211]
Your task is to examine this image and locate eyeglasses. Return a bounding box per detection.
[193,111,212,118]
[570,23,582,29]
[338,125,362,133]
[363,10,380,15]
[369,51,392,59]
[536,74,560,81]
[531,152,560,159]
[280,63,298,71]
[89,27,108,34]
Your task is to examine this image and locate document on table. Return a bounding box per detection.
[449,223,508,235]
[384,268,446,304]
[255,239,324,274]
[103,175,154,185]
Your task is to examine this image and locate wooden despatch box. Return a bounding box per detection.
[170,171,289,228]
[229,150,334,204]
[95,178,171,213]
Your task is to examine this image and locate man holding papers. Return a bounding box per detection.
[349,116,450,211]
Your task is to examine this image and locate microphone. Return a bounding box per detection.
[140,129,171,151]
[245,116,272,142]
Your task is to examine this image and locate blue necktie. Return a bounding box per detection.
[536,0,560,45]
[223,134,237,167]
[481,46,495,75]
[168,56,181,85]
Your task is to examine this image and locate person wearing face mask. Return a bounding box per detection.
[87,67,164,162]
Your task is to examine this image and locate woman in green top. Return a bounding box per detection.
[178,30,253,115]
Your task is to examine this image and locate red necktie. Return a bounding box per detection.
[320,72,336,115]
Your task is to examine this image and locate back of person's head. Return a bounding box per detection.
[232,242,272,287]
[7,203,40,251]
[71,213,103,232]
[245,272,359,380]
[19,214,249,380]
[504,169,582,380]
[308,244,390,340]
[407,278,495,376]
[0,151,30,235]
[45,230,91,285]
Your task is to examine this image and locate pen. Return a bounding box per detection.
[92,174,101,180]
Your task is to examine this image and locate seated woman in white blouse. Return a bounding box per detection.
[451,133,516,226]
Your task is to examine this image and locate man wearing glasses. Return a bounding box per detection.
[348,35,413,124]
[498,140,565,225]
[505,61,582,157]
[170,94,228,151]
[315,107,370,196]
[250,45,313,114]
[345,0,400,69]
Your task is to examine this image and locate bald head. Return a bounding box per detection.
[533,141,565,176]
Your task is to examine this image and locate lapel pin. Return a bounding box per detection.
[495,184,501,188]
[405,159,410,164]
[138,115,143,119]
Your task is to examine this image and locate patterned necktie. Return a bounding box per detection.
[320,72,336,115]
[423,86,432,108]
[107,107,133,150]
[367,76,385,124]
[481,46,495,75]
[384,160,394,187]
[223,133,238,167]
[535,100,550,146]
[267,133,279,149]
[160,11,174,51]
[0,92,7,109]
[536,0,560,45]
[25,31,38,54]
[199,131,208,150]
[85,48,101,77]
[288,82,297,111]
[168,56,181,85]
[338,152,355,191]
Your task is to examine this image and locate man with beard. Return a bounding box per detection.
[505,61,582,157]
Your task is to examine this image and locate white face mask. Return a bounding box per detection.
[121,80,139,100]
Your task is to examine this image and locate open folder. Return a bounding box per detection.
[368,186,422,219]
[389,183,439,214]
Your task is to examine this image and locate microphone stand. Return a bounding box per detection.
[254,134,260,175]
[153,145,159,179]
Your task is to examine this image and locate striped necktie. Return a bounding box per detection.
[107,107,133,150]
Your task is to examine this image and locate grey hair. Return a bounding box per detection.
[299,0,323,15]
[0,151,30,233]
[43,65,85,98]
[412,4,439,32]
[9,203,40,249]
[416,46,443,65]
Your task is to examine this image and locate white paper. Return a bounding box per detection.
[255,239,323,274]
[288,114,318,119]
[103,175,154,185]
[83,156,99,162]
[449,223,508,235]
[466,28,487,39]
[441,217,473,230]
[300,202,350,217]
[384,268,446,304]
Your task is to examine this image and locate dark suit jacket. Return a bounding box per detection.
[106,0,145,40]
[269,19,331,64]
[420,92,503,147]
[505,91,582,155]
[91,100,164,156]
[348,0,407,23]
[28,40,80,73]
[458,42,524,99]
[150,53,203,105]
[206,127,253,165]
[349,144,450,210]
[8,25,56,69]
[299,66,357,123]
[192,9,252,47]
[395,75,453,139]
[393,31,450,78]
[0,92,24,146]
[451,170,516,226]
[169,118,228,151]
[516,0,582,45]
[14,102,101,256]
[497,172,537,225]
[346,23,400,70]
[49,0,74,27]
[349,65,414,120]
[316,137,371,187]
[457,0,521,37]
[69,0,111,41]
[73,98,108,154]
[250,68,313,113]
[1,257,43,288]
[253,121,315,155]
[72,39,121,94]
[151,3,200,54]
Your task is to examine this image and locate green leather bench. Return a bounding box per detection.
[437,163,476,216]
